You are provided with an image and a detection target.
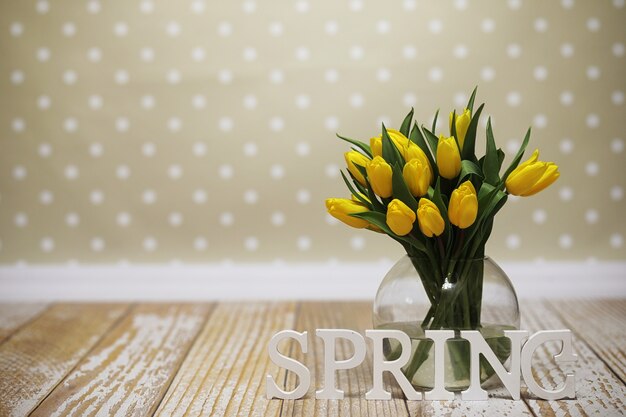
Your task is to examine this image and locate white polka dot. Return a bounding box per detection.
[350,236,365,251]
[295,46,310,61]
[561,0,574,8]
[244,190,258,204]
[507,0,522,9]
[428,67,443,82]
[36,0,50,14]
[14,212,28,227]
[63,70,78,85]
[402,45,417,60]
[453,44,469,59]
[88,47,103,62]
[10,70,24,85]
[243,142,257,157]
[167,117,181,132]
[533,66,548,81]
[586,114,600,128]
[559,186,573,201]
[168,212,183,227]
[90,142,103,157]
[168,165,183,179]
[115,70,130,85]
[586,17,600,32]
[64,165,79,180]
[10,22,24,37]
[560,91,574,106]
[219,164,234,179]
[192,141,206,157]
[349,45,364,60]
[117,212,131,226]
[324,69,339,83]
[403,92,417,107]
[142,142,156,157]
[560,43,574,58]
[12,165,27,180]
[190,0,205,13]
[39,143,52,157]
[66,212,79,227]
[377,68,391,82]
[91,237,105,252]
[219,211,234,226]
[349,0,363,11]
[325,116,339,131]
[506,43,522,59]
[325,163,339,178]
[269,117,284,131]
[481,18,495,33]
[87,0,101,13]
[612,91,624,105]
[611,138,624,153]
[143,237,157,252]
[242,0,256,13]
[243,94,257,109]
[215,69,232,84]
[533,114,548,129]
[114,21,128,36]
[296,142,310,156]
[37,95,51,110]
[326,213,339,225]
[611,186,623,200]
[268,21,283,36]
[12,118,25,133]
[506,139,520,154]
[244,236,259,251]
[295,0,309,13]
[325,20,338,35]
[586,66,600,80]
[377,115,391,128]
[585,161,599,176]
[219,117,233,132]
[560,138,574,153]
[613,42,625,57]
[615,0,625,7]
[115,117,130,132]
[90,189,104,205]
[243,47,257,61]
[295,94,310,109]
[297,236,311,251]
[113,165,130,180]
[140,0,154,13]
[271,211,285,226]
[166,21,181,37]
[194,237,208,251]
[585,209,599,224]
[193,189,208,204]
[270,164,285,179]
[480,66,495,81]
[559,234,573,249]
[532,209,547,224]
[40,237,54,252]
[428,19,443,34]
[142,189,157,204]
[88,95,103,110]
[64,118,78,132]
[534,18,548,32]
[296,189,310,204]
[610,234,623,248]
[376,20,390,34]
[350,93,364,108]
[166,69,181,84]
[218,21,233,36]
[191,94,205,109]
[506,234,521,250]
[506,91,522,107]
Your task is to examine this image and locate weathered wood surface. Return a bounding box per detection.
[31,304,210,417]
[0,303,129,417]
[0,300,623,417]
[0,303,48,344]
[521,300,626,417]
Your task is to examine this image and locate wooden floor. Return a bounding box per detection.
[0,300,624,417]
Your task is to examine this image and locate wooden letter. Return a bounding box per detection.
[266,330,310,399]
[315,329,366,399]
[424,330,455,400]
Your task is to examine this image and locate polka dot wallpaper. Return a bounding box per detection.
[0,0,625,264]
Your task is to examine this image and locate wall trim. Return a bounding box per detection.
[0,261,624,301]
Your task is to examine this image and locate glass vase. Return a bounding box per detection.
[372,255,520,392]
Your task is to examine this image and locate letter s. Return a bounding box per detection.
[266,330,310,399]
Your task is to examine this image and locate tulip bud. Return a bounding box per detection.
[386,199,416,236]
[366,156,393,198]
[436,135,462,179]
[370,129,411,159]
[448,180,478,229]
[344,150,370,186]
[403,158,431,197]
[450,108,471,149]
[325,198,370,229]
[417,198,445,237]
[505,149,560,196]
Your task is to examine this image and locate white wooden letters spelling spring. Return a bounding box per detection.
[266,329,577,401]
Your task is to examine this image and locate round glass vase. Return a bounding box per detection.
[372,255,520,392]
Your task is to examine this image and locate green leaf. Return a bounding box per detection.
[461,103,484,161]
[457,160,483,185]
[429,179,451,243]
[340,170,371,208]
[483,118,500,185]
[352,211,427,252]
[392,163,418,211]
[466,86,478,113]
[497,148,506,172]
[501,127,532,184]
[421,126,439,158]
[431,109,440,133]
[381,124,404,166]
[409,122,437,175]
[336,134,372,158]
[400,108,414,137]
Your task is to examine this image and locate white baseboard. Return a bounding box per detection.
[0,261,624,301]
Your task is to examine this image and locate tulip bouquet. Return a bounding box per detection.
[325,88,559,385]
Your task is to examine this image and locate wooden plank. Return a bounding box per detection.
[31,303,211,417]
[0,303,49,344]
[154,302,297,417]
[521,300,626,416]
[0,303,129,417]
[281,302,411,417]
[548,298,626,383]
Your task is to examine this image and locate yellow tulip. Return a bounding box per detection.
[505,149,560,196]
[344,150,370,186]
[436,135,461,179]
[450,108,471,149]
[403,157,431,197]
[448,181,478,229]
[325,198,370,228]
[386,199,416,236]
[417,198,445,237]
[366,156,393,198]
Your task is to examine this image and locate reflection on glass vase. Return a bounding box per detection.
[372,255,520,392]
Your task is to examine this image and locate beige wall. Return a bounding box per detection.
[0,0,625,264]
